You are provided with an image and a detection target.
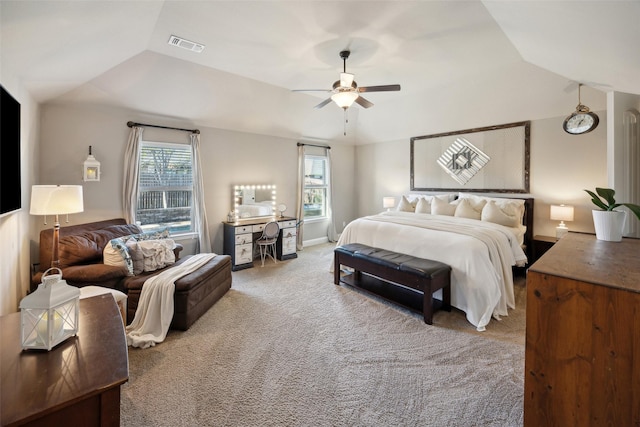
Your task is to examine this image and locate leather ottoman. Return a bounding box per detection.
[123,254,232,330]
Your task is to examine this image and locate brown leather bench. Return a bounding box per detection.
[334,243,451,324]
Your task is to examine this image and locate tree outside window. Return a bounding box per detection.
[304,155,328,219]
[136,141,194,234]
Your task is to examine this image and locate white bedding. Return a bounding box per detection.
[333,211,527,331]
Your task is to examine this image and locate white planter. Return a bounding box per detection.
[592,210,627,242]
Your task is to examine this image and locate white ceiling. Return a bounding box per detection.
[1,1,639,144]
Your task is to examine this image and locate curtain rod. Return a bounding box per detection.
[127,121,200,134]
[297,142,331,149]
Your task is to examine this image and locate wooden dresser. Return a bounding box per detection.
[1,295,128,427]
[524,232,640,426]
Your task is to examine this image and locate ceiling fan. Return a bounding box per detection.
[292,50,401,110]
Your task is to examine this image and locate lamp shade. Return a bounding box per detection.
[331,91,359,109]
[383,197,396,209]
[550,204,574,222]
[30,185,84,216]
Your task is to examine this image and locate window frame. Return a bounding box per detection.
[136,140,196,236]
[303,154,329,221]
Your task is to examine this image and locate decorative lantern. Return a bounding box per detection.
[83,145,101,181]
[20,268,80,351]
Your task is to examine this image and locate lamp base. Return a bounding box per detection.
[556,225,569,239]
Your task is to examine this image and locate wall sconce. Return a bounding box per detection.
[550,204,574,239]
[83,146,101,182]
[383,197,396,211]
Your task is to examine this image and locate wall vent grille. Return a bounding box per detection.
[168,35,205,53]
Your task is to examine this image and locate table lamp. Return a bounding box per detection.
[30,185,84,268]
[383,197,396,211]
[550,204,574,239]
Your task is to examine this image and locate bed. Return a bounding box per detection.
[333,193,533,331]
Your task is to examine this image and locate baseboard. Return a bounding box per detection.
[303,237,330,247]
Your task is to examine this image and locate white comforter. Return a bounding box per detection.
[333,211,527,331]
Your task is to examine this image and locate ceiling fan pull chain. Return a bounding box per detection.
[344,109,348,136]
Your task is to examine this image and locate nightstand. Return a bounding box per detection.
[532,235,557,263]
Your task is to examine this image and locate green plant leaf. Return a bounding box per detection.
[621,203,640,221]
[596,187,616,206]
[584,189,609,210]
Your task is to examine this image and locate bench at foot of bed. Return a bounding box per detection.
[334,243,452,325]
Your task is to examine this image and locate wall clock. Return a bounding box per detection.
[563,83,599,135]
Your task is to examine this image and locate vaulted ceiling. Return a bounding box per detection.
[2,1,638,144]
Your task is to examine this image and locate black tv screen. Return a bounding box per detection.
[0,84,22,217]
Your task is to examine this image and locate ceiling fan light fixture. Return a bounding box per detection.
[331,91,358,109]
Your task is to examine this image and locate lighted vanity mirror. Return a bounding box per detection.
[233,185,276,220]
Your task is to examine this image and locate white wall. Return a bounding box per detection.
[353,112,608,239]
[35,102,356,258]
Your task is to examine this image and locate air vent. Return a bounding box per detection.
[168,35,205,53]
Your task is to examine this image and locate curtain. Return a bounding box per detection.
[190,133,212,253]
[123,126,143,224]
[295,144,305,251]
[326,147,339,242]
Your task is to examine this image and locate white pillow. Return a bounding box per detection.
[481,200,520,228]
[454,198,483,220]
[415,197,431,214]
[103,243,127,269]
[431,197,457,216]
[458,193,525,225]
[396,195,415,212]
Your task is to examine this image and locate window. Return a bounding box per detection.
[303,155,329,219]
[136,141,194,234]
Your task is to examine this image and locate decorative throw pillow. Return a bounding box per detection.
[431,196,457,216]
[458,193,525,224]
[128,239,176,273]
[414,197,431,214]
[125,241,145,275]
[396,195,415,212]
[481,200,520,227]
[454,198,483,220]
[129,228,171,242]
[103,237,134,275]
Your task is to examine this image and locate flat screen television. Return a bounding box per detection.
[0,84,22,217]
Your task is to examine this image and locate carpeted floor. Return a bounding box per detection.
[121,243,526,426]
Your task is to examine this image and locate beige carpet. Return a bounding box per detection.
[121,243,526,426]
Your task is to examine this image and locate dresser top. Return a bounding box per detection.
[223,216,296,226]
[528,232,640,294]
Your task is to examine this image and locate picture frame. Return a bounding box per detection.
[410,121,530,193]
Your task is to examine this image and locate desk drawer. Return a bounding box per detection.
[235,233,252,245]
[282,227,297,239]
[281,236,296,255]
[279,220,297,228]
[252,224,265,233]
[235,225,252,234]
[235,243,253,264]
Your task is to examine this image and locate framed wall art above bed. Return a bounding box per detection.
[410,121,530,193]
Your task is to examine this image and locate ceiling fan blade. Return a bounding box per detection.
[355,96,374,109]
[340,73,355,88]
[292,89,331,92]
[314,98,333,109]
[358,84,401,93]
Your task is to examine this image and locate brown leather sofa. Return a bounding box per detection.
[32,218,232,330]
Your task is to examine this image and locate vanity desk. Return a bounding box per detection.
[223,216,298,271]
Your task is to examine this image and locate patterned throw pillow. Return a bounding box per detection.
[102,228,171,275]
[103,237,134,275]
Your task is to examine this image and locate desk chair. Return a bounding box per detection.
[256,221,280,267]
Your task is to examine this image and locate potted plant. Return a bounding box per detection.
[585,187,640,241]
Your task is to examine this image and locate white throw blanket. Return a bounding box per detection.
[126,253,217,348]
